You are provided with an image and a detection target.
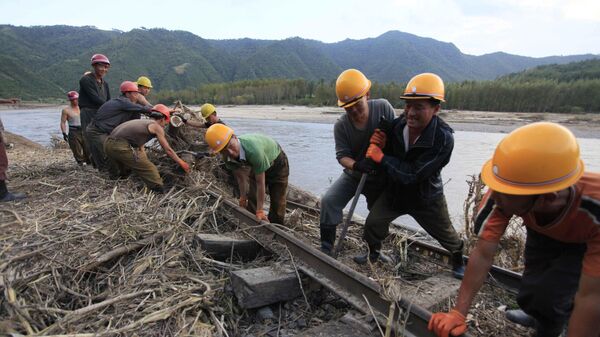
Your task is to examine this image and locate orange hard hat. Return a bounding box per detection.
[400,73,445,102]
[205,124,234,153]
[120,81,138,94]
[151,104,171,123]
[335,69,371,108]
[481,122,584,195]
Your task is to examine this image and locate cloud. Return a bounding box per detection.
[563,0,600,21]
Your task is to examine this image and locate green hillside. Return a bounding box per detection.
[0,24,597,100]
[153,58,600,113]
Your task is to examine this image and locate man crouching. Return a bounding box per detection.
[104,104,190,193]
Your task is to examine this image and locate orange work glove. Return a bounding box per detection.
[370,129,387,148]
[366,143,384,164]
[256,210,269,221]
[428,309,467,337]
[239,196,248,208]
[179,161,190,173]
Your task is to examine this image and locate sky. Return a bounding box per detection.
[1,0,599,57]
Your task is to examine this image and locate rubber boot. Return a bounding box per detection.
[506,309,537,328]
[353,249,393,265]
[451,250,465,279]
[0,180,26,202]
[320,226,336,255]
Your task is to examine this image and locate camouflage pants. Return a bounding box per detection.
[104,138,163,190]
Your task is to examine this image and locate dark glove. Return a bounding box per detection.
[62,132,69,142]
[194,151,210,159]
[378,117,393,134]
[353,158,376,174]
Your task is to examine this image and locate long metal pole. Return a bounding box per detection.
[332,173,367,258]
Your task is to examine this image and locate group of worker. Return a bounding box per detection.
[4,52,596,337]
[316,69,599,337]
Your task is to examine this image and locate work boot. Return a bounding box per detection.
[353,250,393,265]
[506,309,537,328]
[451,251,465,279]
[0,180,26,202]
[320,227,336,255]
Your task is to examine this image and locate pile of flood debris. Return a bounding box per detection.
[0,118,531,336]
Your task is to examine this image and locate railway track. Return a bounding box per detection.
[204,188,524,336]
[207,189,475,337]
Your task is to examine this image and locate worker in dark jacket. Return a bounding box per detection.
[79,53,111,166]
[359,73,465,279]
[205,124,289,225]
[104,104,190,193]
[86,81,152,171]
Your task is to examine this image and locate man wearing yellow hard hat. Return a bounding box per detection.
[135,76,153,106]
[429,122,600,337]
[205,124,289,224]
[318,69,395,255]
[361,73,465,278]
[200,103,225,127]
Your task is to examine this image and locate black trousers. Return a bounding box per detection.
[364,193,463,254]
[518,229,586,337]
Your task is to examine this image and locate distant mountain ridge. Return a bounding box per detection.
[0,25,597,99]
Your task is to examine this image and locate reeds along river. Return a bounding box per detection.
[2,108,600,231]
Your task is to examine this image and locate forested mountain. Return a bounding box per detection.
[154,58,600,113]
[0,24,597,99]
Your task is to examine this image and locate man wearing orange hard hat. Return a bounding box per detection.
[429,122,600,337]
[318,69,395,256]
[360,73,465,277]
[104,104,190,193]
[86,81,153,171]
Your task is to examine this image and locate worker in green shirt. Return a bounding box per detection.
[205,124,289,225]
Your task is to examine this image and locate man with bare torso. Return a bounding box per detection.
[60,91,89,165]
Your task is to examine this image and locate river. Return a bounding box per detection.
[2,107,600,231]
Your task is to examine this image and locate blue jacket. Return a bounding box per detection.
[380,114,454,204]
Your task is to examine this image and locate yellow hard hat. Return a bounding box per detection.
[335,69,371,108]
[400,73,445,102]
[481,122,584,195]
[205,123,234,153]
[136,76,153,88]
[200,103,217,119]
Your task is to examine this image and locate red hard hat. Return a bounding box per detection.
[152,104,171,123]
[67,91,79,101]
[91,54,110,65]
[119,81,138,93]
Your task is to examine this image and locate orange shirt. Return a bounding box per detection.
[476,172,600,277]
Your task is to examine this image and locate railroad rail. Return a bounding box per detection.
[286,197,522,292]
[207,189,474,337]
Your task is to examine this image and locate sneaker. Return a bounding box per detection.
[506,309,537,328]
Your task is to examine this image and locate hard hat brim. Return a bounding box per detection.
[212,133,233,153]
[338,98,361,108]
[480,158,585,195]
[400,95,445,103]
